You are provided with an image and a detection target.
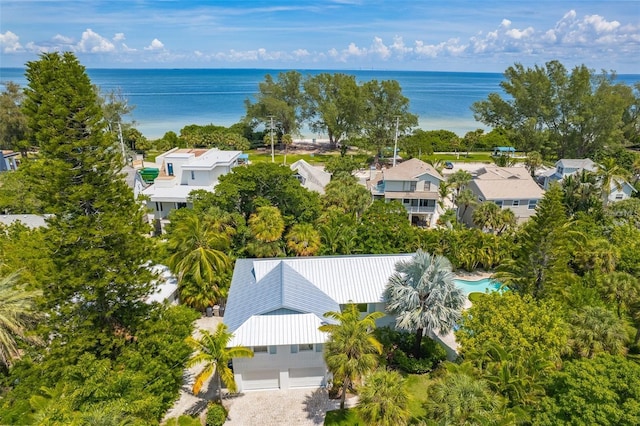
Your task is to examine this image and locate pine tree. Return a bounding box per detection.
[22,52,154,350]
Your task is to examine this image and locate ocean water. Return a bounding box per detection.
[2,68,638,140]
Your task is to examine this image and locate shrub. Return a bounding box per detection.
[375,327,447,374]
[206,402,228,426]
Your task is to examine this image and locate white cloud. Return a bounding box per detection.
[0,31,23,53]
[53,34,73,44]
[113,33,126,42]
[370,36,391,59]
[506,27,534,40]
[77,29,115,53]
[584,15,620,33]
[292,48,310,59]
[144,38,164,51]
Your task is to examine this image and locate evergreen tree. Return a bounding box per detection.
[494,184,572,298]
[22,52,154,350]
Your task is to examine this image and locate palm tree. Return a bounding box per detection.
[185,323,254,402]
[384,250,466,357]
[285,223,321,256]
[597,158,630,205]
[524,151,543,177]
[601,272,640,318]
[472,202,502,234]
[455,188,477,220]
[357,369,410,426]
[247,205,285,258]
[167,213,231,310]
[567,306,627,358]
[0,271,41,370]
[319,304,384,410]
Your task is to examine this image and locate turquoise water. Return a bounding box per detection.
[454,277,501,295]
[3,67,637,139]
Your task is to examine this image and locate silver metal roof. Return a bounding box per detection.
[229,313,327,346]
[224,254,413,346]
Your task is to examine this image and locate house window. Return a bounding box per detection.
[615,194,624,200]
[269,346,277,355]
[424,181,431,191]
[357,303,368,313]
[167,163,174,176]
[291,345,298,354]
[411,199,419,207]
[558,166,564,175]
[176,202,187,209]
[295,174,306,185]
[409,181,417,191]
[495,200,503,208]
[528,200,537,210]
[299,343,313,352]
[155,202,159,211]
[191,171,195,180]
[403,199,410,204]
[315,343,323,352]
[253,346,268,353]
[512,200,520,207]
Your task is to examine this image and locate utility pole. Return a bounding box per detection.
[392,116,399,167]
[269,116,275,163]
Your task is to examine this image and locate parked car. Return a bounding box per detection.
[444,161,454,169]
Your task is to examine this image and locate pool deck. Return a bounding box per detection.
[455,270,492,281]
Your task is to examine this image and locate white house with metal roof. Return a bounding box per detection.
[290,159,331,194]
[461,165,545,227]
[141,148,242,232]
[223,254,413,391]
[369,158,444,228]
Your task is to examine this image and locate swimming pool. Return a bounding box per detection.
[453,277,502,295]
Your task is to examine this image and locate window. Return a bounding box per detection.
[299,343,313,352]
[424,181,431,191]
[512,200,520,207]
[615,194,624,200]
[409,181,417,191]
[269,346,277,354]
[315,343,323,352]
[155,202,159,211]
[290,345,298,354]
[357,303,368,313]
[167,163,174,176]
[528,200,537,210]
[191,171,195,180]
[403,199,410,204]
[411,199,419,207]
[495,200,503,208]
[176,202,187,209]
[253,346,268,353]
[295,174,306,185]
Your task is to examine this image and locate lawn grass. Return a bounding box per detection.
[324,374,431,425]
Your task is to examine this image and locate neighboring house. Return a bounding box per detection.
[541,158,636,202]
[141,148,242,232]
[1,150,20,172]
[145,264,179,305]
[369,158,444,227]
[0,214,53,228]
[290,159,331,194]
[461,165,545,226]
[223,254,413,391]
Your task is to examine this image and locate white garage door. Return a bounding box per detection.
[241,370,279,391]
[289,367,326,388]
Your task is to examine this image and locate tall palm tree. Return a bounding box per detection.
[319,304,384,410]
[455,188,477,220]
[357,369,410,426]
[167,213,231,309]
[384,250,466,357]
[0,271,41,369]
[285,223,321,256]
[567,306,627,359]
[472,202,502,234]
[185,323,254,402]
[248,205,285,243]
[524,151,543,177]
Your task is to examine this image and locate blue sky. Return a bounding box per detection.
[1,0,639,72]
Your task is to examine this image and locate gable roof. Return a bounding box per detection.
[382,158,443,181]
[224,254,413,345]
[557,158,596,171]
[290,159,331,194]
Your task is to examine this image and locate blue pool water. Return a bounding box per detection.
[453,277,501,295]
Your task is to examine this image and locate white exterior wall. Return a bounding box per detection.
[233,344,327,391]
[608,182,634,203]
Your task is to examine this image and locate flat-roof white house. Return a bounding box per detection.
[290,159,331,194]
[541,158,636,203]
[223,254,413,391]
[369,158,444,228]
[141,148,242,232]
[461,165,545,227]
